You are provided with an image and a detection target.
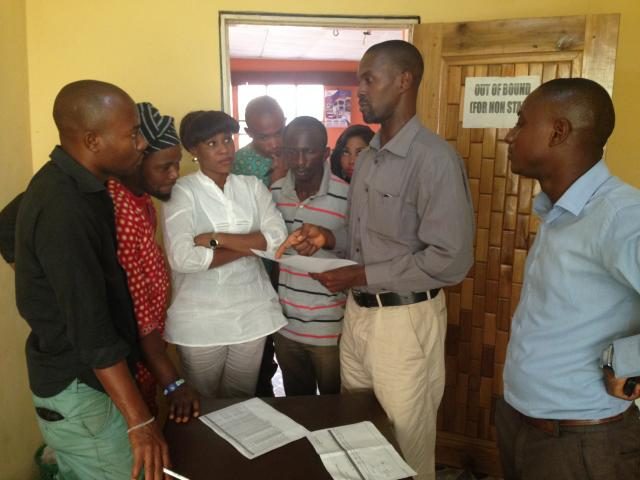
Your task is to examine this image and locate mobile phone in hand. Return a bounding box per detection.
[623,377,639,397]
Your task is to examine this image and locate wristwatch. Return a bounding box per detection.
[600,343,614,370]
[209,236,219,250]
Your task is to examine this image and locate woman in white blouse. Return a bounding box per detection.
[162,110,287,397]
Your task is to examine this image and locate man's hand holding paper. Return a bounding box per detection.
[275,223,335,258]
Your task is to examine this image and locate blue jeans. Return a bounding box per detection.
[32,379,135,480]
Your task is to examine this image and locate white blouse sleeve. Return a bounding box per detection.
[254,179,287,254]
[161,182,213,273]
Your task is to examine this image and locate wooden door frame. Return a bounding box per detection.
[413,14,620,476]
[416,15,620,135]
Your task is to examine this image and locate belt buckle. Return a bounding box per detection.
[351,290,365,307]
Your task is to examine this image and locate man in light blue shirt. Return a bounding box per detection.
[497,78,640,480]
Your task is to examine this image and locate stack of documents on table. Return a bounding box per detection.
[201,398,416,480]
[307,421,417,480]
[199,398,309,459]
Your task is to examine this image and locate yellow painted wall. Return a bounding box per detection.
[1,0,638,476]
[24,0,640,183]
[0,1,41,479]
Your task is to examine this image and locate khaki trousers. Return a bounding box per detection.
[340,291,447,480]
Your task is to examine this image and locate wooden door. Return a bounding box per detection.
[412,15,620,476]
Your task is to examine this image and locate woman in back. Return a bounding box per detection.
[162,110,287,398]
[330,124,374,183]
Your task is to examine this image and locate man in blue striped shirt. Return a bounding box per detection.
[497,78,640,480]
[271,116,349,395]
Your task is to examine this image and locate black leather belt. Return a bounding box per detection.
[351,289,440,308]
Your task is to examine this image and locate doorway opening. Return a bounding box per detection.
[220,12,419,148]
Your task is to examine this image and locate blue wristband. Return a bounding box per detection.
[163,378,185,396]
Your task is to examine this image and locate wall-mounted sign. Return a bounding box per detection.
[462,76,541,129]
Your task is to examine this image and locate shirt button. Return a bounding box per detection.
[365,187,369,192]
[355,248,360,253]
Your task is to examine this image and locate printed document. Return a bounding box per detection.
[199,398,309,459]
[252,249,357,273]
[307,421,417,480]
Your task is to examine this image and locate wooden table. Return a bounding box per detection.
[164,392,411,480]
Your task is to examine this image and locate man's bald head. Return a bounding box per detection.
[53,80,135,140]
[534,78,615,151]
[244,95,285,158]
[245,96,284,125]
[51,80,146,180]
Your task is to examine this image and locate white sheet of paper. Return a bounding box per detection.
[199,398,309,459]
[307,421,417,480]
[252,249,357,273]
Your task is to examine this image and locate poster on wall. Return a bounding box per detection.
[324,89,351,128]
[462,76,541,129]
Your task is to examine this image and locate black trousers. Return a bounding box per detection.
[495,397,640,480]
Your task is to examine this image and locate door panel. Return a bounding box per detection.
[413,14,619,476]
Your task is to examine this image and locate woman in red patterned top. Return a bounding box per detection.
[107,102,199,423]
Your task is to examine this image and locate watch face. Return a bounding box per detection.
[209,238,219,249]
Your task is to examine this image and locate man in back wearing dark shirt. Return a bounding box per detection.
[0,192,22,268]
[15,80,169,480]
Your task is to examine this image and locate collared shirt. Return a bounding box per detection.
[107,180,170,409]
[161,171,287,346]
[504,160,640,419]
[15,146,139,397]
[347,115,474,293]
[271,164,349,346]
[232,144,273,187]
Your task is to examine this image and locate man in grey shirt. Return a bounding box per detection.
[277,40,474,480]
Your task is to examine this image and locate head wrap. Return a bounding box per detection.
[137,102,180,154]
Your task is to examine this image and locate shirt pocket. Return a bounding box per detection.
[366,184,403,239]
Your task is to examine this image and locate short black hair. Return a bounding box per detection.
[536,78,615,149]
[365,40,424,88]
[283,116,328,147]
[179,110,239,150]
[330,125,375,181]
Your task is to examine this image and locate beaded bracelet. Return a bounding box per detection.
[163,378,186,396]
[127,416,155,434]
